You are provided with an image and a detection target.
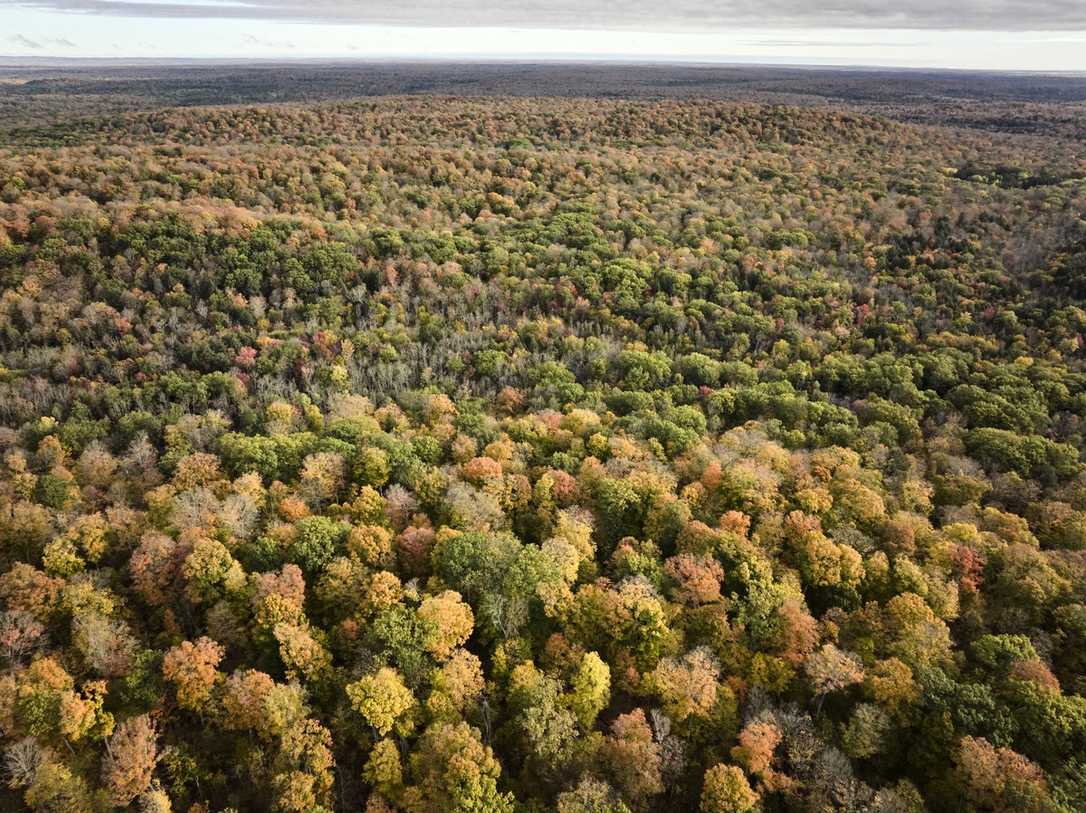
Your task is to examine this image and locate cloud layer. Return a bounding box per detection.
[15,0,1086,31]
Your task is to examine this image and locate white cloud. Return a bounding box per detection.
[13,0,1086,31]
[2,4,1085,69]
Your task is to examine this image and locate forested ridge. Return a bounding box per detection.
[0,87,1085,812]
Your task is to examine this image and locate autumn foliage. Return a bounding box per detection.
[0,76,1085,812]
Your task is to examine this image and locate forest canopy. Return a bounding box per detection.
[0,72,1085,813]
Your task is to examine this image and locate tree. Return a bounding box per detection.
[10,656,110,743]
[651,647,721,723]
[363,738,403,800]
[272,718,335,812]
[503,661,579,783]
[664,554,724,606]
[601,709,663,806]
[782,511,863,590]
[130,532,187,607]
[162,637,224,711]
[955,736,1051,812]
[772,598,819,665]
[181,536,245,604]
[730,719,781,780]
[416,590,474,661]
[841,703,892,759]
[805,644,864,708]
[347,667,418,737]
[298,451,347,507]
[864,657,919,714]
[290,516,347,575]
[882,592,954,669]
[568,651,611,729]
[700,764,758,813]
[72,612,136,677]
[23,760,93,813]
[221,668,277,735]
[102,714,158,806]
[0,610,45,664]
[426,648,484,721]
[556,777,632,813]
[273,622,331,683]
[402,722,514,813]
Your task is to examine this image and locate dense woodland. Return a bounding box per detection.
[1,67,1086,813]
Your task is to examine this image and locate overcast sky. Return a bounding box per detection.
[3,0,1086,69]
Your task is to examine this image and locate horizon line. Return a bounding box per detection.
[3,55,1086,77]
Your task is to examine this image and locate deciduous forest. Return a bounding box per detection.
[0,64,1085,812]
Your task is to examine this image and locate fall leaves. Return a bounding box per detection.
[0,90,1085,813]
